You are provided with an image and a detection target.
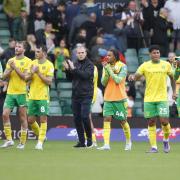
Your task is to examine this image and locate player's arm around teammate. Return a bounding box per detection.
[26,45,54,150]
[97,49,132,151]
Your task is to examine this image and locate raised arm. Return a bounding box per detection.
[105,64,127,84]
[101,68,110,87]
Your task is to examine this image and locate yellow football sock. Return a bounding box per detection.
[148,125,157,148]
[30,121,40,136]
[121,122,131,143]
[162,123,171,141]
[20,129,27,145]
[39,122,47,143]
[84,133,87,140]
[103,121,111,145]
[92,132,97,143]
[4,124,12,141]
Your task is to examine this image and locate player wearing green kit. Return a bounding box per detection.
[1,41,31,149]
[129,45,176,153]
[26,45,54,150]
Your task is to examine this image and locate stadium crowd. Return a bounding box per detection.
[0,0,180,116]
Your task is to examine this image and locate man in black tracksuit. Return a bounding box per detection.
[63,45,94,148]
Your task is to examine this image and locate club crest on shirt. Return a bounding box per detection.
[20,62,24,66]
[42,66,46,70]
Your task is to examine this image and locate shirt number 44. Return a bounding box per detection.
[115,111,124,117]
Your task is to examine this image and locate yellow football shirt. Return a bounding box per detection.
[92,66,98,103]
[137,60,173,102]
[6,56,32,94]
[28,59,54,100]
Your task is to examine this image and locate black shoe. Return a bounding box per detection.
[87,140,93,148]
[73,142,86,148]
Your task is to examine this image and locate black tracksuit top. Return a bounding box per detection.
[66,58,94,99]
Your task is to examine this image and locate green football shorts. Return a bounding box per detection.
[28,100,49,116]
[144,101,169,118]
[103,100,127,120]
[3,94,27,110]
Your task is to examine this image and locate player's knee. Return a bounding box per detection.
[2,111,9,122]
[161,122,168,126]
[104,116,111,122]
[148,121,156,127]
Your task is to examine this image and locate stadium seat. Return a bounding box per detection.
[138,48,149,56]
[134,101,143,108]
[0,30,10,36]
[49,100,60,107]
[127,65,138,73]
[50,90,58,98]
[0,21,8,29]
[135,108,144,117]
[138,55,150,64]
[50,81,56,90]
[126,55,139,65]
[59,97,72,115]
[57,81,72,90]
[125,48,137,56]
[59,90,72,98]
[175,49,180,56]
[0,13,7,20]
[49,106,62,116]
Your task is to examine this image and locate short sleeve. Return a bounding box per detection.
[47,63,54,77]
[136,63,145,75]
[25,59,32,72]
[6,60,11,70]
[167,63,173,76]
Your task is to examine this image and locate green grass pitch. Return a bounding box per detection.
[0,141,180,180]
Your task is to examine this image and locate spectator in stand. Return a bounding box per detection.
[151,8,171,56]
[53,1,67,42]
[34,8,46,32]
[3,0,25,37]
[0,38,16,70]
[68,5,89,47]
[90,36,106,63]
[83,0,101,23]
[53,39,70,84]
[74,28,87,48]
[42,0,56,23]
[25,34,37,60]
[164,0,180,51]
[65,0,80,30]
[122,0,144,52]
[114,19,127,55]
[167,52,176,71]
[35,22,55,55]
[24,0,30,15]
[13,7,32,41]
[30,0,44,20]
[141,0,164,46]
[114,5,125,20]
[99,8,115,34]
[80,12,98,48]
